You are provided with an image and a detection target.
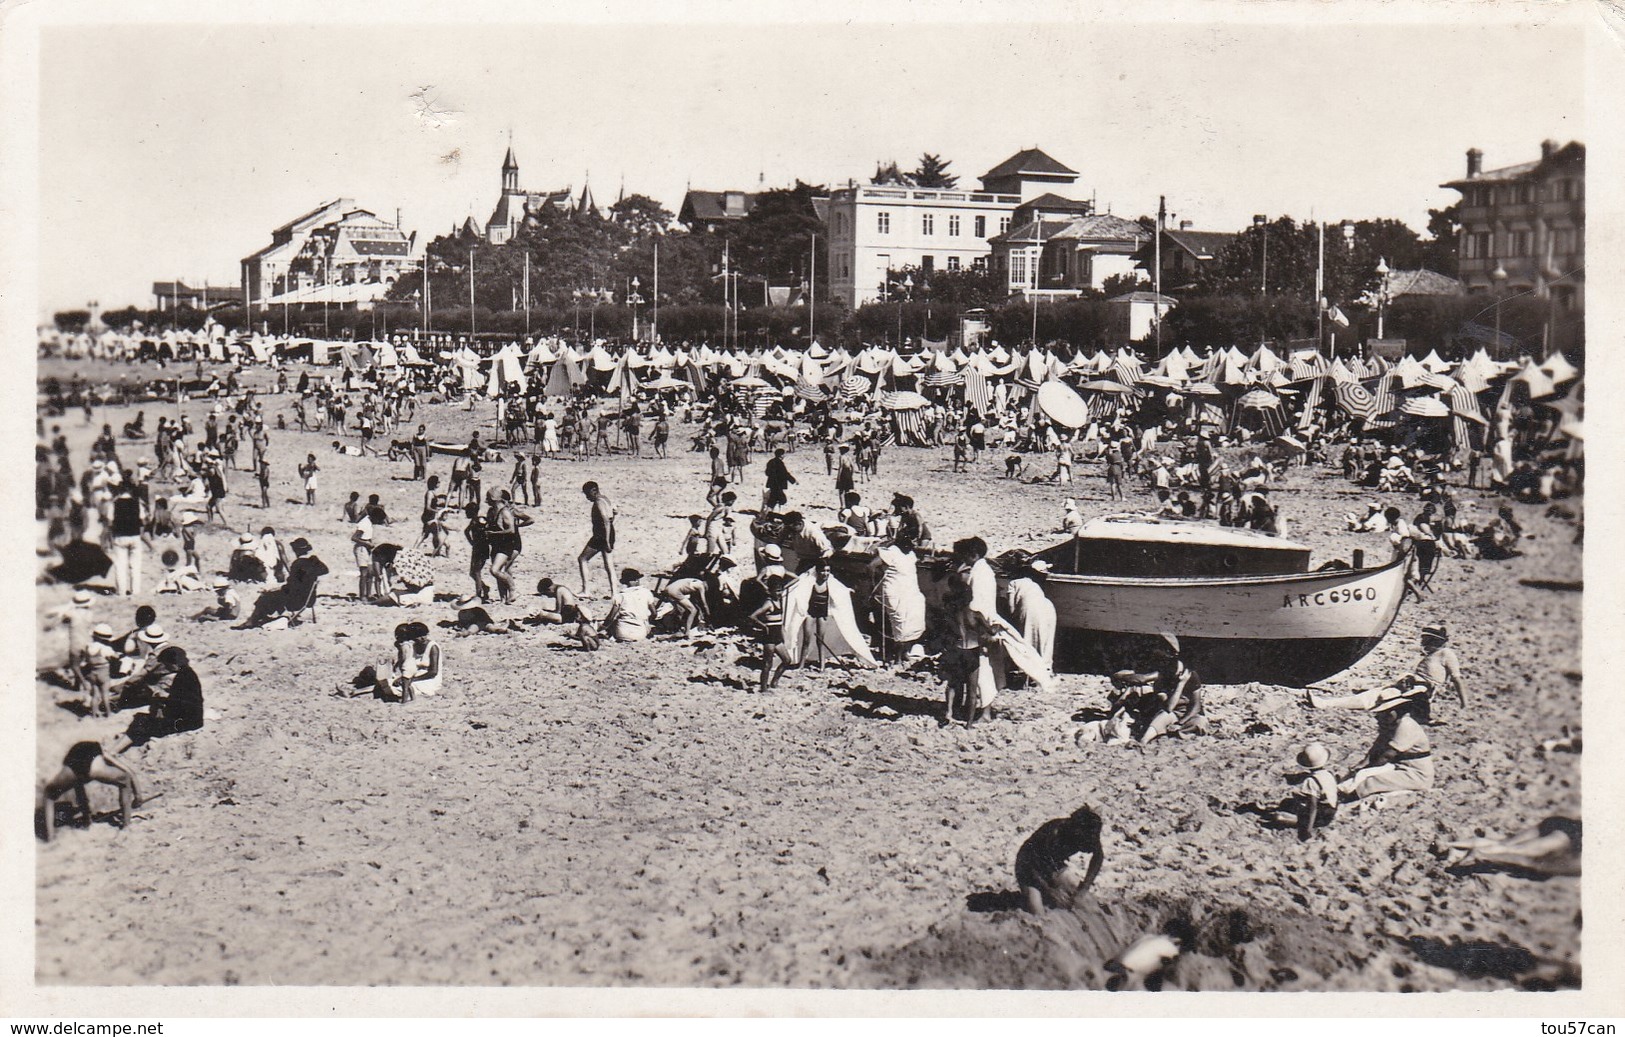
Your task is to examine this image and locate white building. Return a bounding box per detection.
[825,148,1083,308]
[241,199,418,307]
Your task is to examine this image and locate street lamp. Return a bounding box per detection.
[626,276,644,341]
[1374,256,1390,340]
[1491,261,1509,357]
[1253,214,1269,294]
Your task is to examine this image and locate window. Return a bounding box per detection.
[999,217,1012,235]
[974,215,987,237]
[947,256,961,271]
[1010,252,1027,285]
[877,211,890,234]
[948,215,961,236]
[1512,230,1532,256]
[973,256,987,272]
[922,255,934,273]
[921,213,935,235]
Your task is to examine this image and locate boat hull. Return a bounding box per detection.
[1041,557,1409,686]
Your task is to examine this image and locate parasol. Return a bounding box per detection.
[1237,389,1281,409]
[1398,395,1450,418]
[1080,379,1132,394]
[1037,380,1089,429]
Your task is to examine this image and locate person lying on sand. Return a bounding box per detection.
[1014,804,1105,914]
[1440,817,1580,876]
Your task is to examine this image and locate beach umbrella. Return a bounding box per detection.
[839,374,871,397]
[1182,382,1224,397]
[1080,379,1131,394]
[1237,389,1281,409]
[879,390,929,410]
[1398,395,1450,418]
[1037,380,1089,429]
[731,375,770,388]
[643,374,688,391]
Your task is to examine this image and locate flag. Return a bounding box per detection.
[1327,306,1350,328]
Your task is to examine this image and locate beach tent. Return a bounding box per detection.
[1539,351,1579,386]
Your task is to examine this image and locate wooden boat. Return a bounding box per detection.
[1011,518,1409,686]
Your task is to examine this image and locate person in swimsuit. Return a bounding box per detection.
[38,739,145,841]
[577,481,617,595]
[484,488,532,605]
[747,572,788,692]
[460,501,492,605]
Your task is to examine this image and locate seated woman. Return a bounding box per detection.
[369,543,436,606]
[600,568,657,643]
[337,621,442,702]
[227,533,270,583]
[237,538,328,628]
[1110,636,1206,744]
[1335,681,1434,800]
[106,646,205,754]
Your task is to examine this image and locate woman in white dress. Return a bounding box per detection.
[875,534,927,661]
[1006,559,1057,670]
[542,414,560,457]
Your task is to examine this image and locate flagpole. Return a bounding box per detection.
[1316,221,1326,357]
[653,238,660,343]
[808,233,816,348]
[523,251,531,338]
[468,247,476,342]
[1154,195,1165,359]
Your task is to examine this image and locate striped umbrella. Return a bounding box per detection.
[1333,381,1377,419]
[839,374,871,398]
[1237,389,1281,409]
[1398,395,1449,418]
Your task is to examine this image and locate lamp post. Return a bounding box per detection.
[1374,257,1390,340]
[897,274,912,347]
[1253,214,1269,294]
[1491,261,1509,358]
[626,276,644,342]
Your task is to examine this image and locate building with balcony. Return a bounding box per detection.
[240,199,418,308]
[1442,141,1583,306]
[825,147,1085,308]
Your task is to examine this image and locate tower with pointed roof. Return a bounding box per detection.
[501,145,520,195]
[484,146,573,244]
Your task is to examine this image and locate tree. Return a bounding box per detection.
[609,193,674,238]
[54,310,90,333]
[1100,273,1145,298]
[871,161,911,186]
[911,153,958,188]
[1421,202,1460,277]
[730,181,828,299]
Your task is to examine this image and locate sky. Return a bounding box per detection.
[35,12,1585,313]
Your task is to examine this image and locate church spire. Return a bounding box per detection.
[501,140,519,194]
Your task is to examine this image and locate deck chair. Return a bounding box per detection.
[288,578,321,625]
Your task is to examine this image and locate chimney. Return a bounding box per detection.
[1541,139,1559,160]
[1466,148,1483,178]
[1179,220,1192,231]
[395,208,402,229]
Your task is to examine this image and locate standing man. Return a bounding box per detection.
[764,448,797,513]
[107,479,150,597]
[578,481,618,595]
[410,424,430,481]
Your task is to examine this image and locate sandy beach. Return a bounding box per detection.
[34,367,1581,990]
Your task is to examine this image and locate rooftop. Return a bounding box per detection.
[980,147,1078,180]
[1163,229,1235,259]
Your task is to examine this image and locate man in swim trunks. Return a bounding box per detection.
[577,481,617,595]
